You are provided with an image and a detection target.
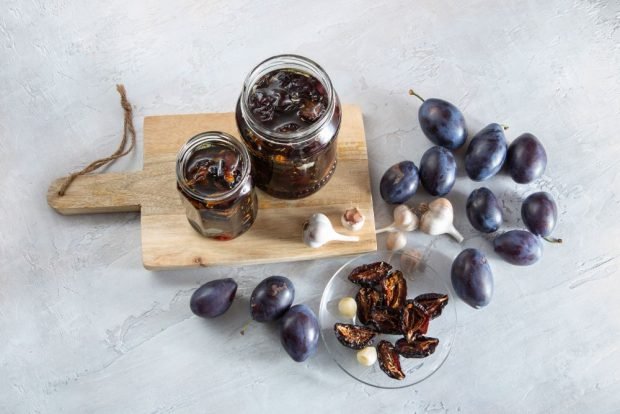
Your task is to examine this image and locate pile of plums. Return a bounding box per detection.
[189,276,319,362]
[379,90,561,309]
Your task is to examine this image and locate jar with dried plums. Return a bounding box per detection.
[176,132,258,240]
[236,55,342,199]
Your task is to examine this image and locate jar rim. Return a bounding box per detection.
[176,131,252,202]
[239,54,336,145]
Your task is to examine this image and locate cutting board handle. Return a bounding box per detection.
[47,172,143,215]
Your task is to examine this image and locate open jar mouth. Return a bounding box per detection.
[239,54,337,145]
[176,131,252,203]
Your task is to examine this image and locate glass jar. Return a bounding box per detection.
[176,131,258,240]
[236,54,342,199]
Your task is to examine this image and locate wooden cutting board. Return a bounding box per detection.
[47,104,377,270]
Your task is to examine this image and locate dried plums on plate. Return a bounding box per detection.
[381,270,407,310]
[355,287,383,325]
[377,340,405,380]
[368,307,402,335]
[334,323,377,349]
[414,293,449,319]
[333,260,449,380]
[401,300,430,343]
[395,336,439,358]
[348,261,392,286]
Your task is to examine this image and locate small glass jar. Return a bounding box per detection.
[236,54,342,199]
[176,131,258,240]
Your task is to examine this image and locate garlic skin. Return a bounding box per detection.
[376,204,419,233]
[302,213,360,248]
[386,231,407,251]
[357,346,377,366]
[338,297,357,318]
[419,198,464,242]
[341,207,365,232]
[401,249,424,273]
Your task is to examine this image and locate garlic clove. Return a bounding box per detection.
[357,346,377,366]
[338,297,357,319]
[341,207,365,232]
[386,231,407,251]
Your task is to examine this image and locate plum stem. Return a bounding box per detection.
[408,89,425,103]
[544,236,563,244]
[239,319,252,335]
[501,124,509,130]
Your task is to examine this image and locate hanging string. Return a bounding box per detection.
[57,84,136,196]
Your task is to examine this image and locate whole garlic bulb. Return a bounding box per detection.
[303,213,360,248]
[419,198,463,242]
[376,204,418,234]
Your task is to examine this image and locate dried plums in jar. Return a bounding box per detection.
[236,55,342,199]
[176,132,258,240]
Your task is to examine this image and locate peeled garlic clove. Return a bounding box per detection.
[341,207,365,232]
[357,346,377,366]
[338,297,357,319]
[386,231,407,251]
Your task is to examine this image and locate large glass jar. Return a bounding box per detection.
[176,131,258,240]
[236,55,342,199]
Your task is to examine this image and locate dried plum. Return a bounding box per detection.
[334,323,376,350]
[248,69,327,131]
[185,146,243,194]
[368,307,401,334]
[414,293,449,319]
[276,123,300,133]
[395,336,439,358]
[377,340,405,380]
[401,300,430,343]
[381,270,407,310]
[299,101,325,122]
[348,261,392,287]
[355,287,382,325]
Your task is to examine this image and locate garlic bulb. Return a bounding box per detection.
[302,213,360,248]
[386,231,407,251]
[341,207,365,232]
[376,205,419,233]
[418,198,463,242]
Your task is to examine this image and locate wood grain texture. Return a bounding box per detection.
[47,104,377,269]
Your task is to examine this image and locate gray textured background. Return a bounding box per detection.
[1,1,619,413]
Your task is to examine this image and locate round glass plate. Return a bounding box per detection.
[319,250,457,388]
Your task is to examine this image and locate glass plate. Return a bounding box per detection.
[319,250,457,388]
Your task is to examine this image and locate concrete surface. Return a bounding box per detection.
[1,0,619,413]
